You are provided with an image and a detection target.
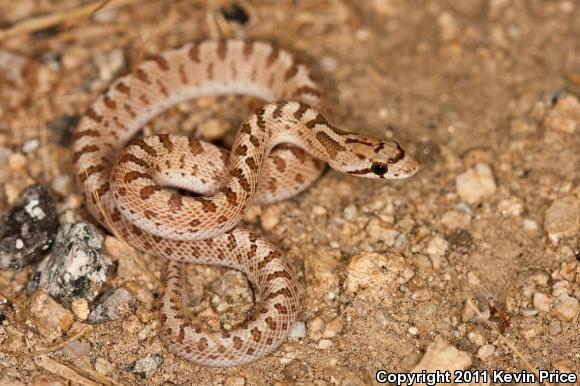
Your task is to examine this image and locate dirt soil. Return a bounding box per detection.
[0,0,579,385]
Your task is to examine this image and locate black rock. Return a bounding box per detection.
[0,184,58,270]
[220,3,249,25]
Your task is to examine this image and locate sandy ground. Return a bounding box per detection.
[0,0,579,385]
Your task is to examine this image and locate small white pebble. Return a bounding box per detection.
[317,339,333,349]
[553,293,579,321]
[476,344,495,360]
[22,139,40,153]
[15,239,23,249]
[408,326,418,335]
[523,218,539,232]
[288,321,306,339]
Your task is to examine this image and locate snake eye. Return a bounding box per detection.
[370,162,388,176]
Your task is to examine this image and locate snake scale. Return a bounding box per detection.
[73,39,418,366]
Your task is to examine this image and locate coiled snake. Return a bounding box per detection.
[73,39,418,366]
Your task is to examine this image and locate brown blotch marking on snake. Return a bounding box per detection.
[389,142,406,164]
[123,104,137,118]
[79,164,104,182]
[255,107,267,131]
[134,138,157,156]
[156,79,169,97]
[188,137,204,155]
[234,144,248,156]
[111,207,121,222]
[287,146,309,162]
[168,194,183,211]
[189,44,200,63]
[221,187,238,207]
[266,270,293,282]
[139,94,150,106]
[233,336,243,350]
[268,178,277,193]
[124,171,152,183]
[315,131,346,158]
[198,337,208,352]
[95,182,109,198]
[131,224,142,236]
[73,129,100,140]
[152,235,162,243]
[85,107,103,123]
[249,135,260,147]
[217,38,227,60]
[115,82,130,95]
[135,68,150,84]
[266,46,279,67]
[271,156,286,172]
[292,85,323,99]
[227,233,237,250]
[178,63,188,84]
[265,317,277,331]
[103,96,117,110]
[246,348,255,355]
[266,337,274,345]
[248,232,260,243]
[197,198,217,212]
[159,313,167,324]
[165,327,173,336]
[207,62,214,79]
[118,153,149,168]
[189,219,200,227]
[72,144,99,163]
[274,303,289,314]
[266,288,293,301]
[293,102,310,120]
[284,57,301,81]
[143,209,157,219]
[243,40,254,59]
[295,173,305,184]
[251,327,261,343]
[272,102,287,119]
[159,134,173,152]
[217,345,226,354]
[150,54,170,71]
[140,185,160,200]
[164,246,173,256]
[258,250,281,270]
[217,215,228,224]
[245,156,258,172]
[221,331,231,339]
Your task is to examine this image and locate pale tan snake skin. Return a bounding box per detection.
[73,39,419,366]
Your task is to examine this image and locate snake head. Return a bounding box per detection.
[344,139,419,179]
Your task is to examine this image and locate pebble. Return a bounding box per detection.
[71,298,90,321]
[94,357,115,375]
[29,290,73,339]
[317,339,333,349]
[342,204,358,220]
[260,206,281,231]
[467,327,486,346]
[441,210,471,230]
[548,320,562,336]
[553,293,579,321]
[224,377,246,386]
[411,341,471,371]
[0,184,58,270]
[497,197,524,216]
[533,292,553,312]
[344,252,414,299]
[544,196,580,243]
[127,354,163,378]
[88,287,136,323]
[426,235,448,269]
[543,95,580,133]
[27,223,112,302]
[288,321,306,339]
[283,359,309,380]
[476,344,495,360]
[197,119,229,141]
[455,163,497,204]
[322,317,343,338]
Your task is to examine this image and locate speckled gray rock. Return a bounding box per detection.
[27,223,112,302]
[88,286,136,323]
[0,184,58,270]
[127,354,163,378]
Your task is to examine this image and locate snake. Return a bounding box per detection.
[72,39,419,367]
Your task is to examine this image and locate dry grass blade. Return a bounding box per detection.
[0,0,146,41]
[35,354,126,386]
[466,298,548,385]
[27,326,89,358]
